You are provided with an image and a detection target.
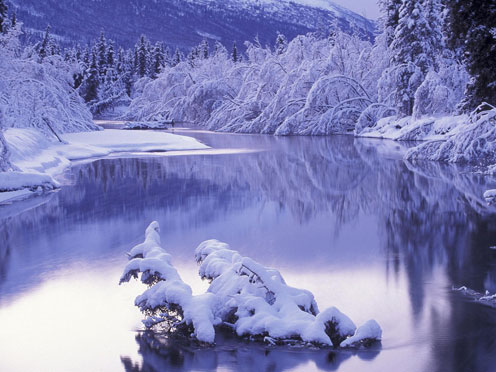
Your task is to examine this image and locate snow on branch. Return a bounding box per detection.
[121,222,382,348]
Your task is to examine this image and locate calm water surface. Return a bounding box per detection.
[1,130,496,372]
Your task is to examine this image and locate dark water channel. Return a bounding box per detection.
[1,130,496,372]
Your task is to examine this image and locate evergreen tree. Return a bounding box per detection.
[378,0,403,45]
[232,41,238,63]
[0,0,7,34]
[164,46,171,67]
[106,39,115,69]
[37,26,52,62]
[151,42,165,78]
[96,31,107,76]
[136,35,149,78]
[275,32,288,55]
[75,44,82,62]
[83,44,90,66]
[199,39,209,59]
[11,9,16,28]
[172,48,182,66]
[123,49,135,96]
[390,0,442,116]
[83,52,100,102]
[444,0,496,110]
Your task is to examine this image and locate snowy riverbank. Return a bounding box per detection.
[0,128,208,203]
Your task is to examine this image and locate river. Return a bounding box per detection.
[1,130,496,372]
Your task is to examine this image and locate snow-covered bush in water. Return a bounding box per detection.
[120,221,382,347]
[406,104,496,167]
[0,24,96,139]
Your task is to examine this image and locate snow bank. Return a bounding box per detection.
[406,106,496,168]
[123,121,170,130]
[356,114,468,142]
[0,128,208,200]
[454,286,496,309]
[484,190,496,205]
[121,222,382,348]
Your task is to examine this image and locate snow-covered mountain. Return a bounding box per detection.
[7,0,375,49]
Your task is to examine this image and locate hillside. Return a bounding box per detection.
[7,0,375,49]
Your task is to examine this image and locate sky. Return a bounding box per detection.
[332,0,381,19]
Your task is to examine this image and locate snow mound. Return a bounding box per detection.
[121,222,381,348]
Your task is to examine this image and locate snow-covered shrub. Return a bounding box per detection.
[120,221,382,347]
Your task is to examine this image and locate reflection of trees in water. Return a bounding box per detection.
[0,221,11,287]
[2,134,496,322]
[121,331,380,372]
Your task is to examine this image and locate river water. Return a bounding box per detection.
[1,130,496,372]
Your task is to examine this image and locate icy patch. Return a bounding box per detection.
[120,222,381,348]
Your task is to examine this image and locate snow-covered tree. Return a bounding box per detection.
[389,0,443,116]
[136,35,149,78]
[0,0,8,34]
[81,52,99,103]
[96,31,107,77]
[106,39,115,70]
[37,26,52,62]
[275,32,288,55]
[232,41,238,63]
[378,0,402,45]
[444,0,496,111]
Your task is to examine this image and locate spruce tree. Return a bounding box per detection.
[172,48,182,66]
[38,26,52,62]
[0,0,7,34]
[97,31,107,77]
[200,39,209,59]
[136,35,149,78]
[151,42,165,78]
[232,41,238,63]
[84,52,100,102]
[107,39,115,69]
[11,9,16,28]
[444,0,496,110]
[378,0,403,45]
[275,32,288,55]
[390,0,442,116]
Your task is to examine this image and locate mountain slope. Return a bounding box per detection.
[8,0,375,49]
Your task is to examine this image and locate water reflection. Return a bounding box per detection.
[120,331,380,372]
[1,133,496,371]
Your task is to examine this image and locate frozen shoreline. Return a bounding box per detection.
[0,128,209,203]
